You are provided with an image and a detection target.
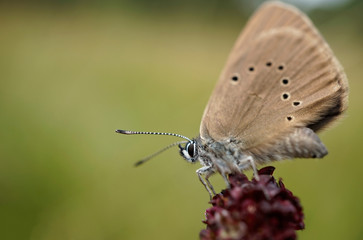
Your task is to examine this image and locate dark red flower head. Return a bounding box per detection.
[200,167,304,240]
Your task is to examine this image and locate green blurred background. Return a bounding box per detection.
[0,0,362,239]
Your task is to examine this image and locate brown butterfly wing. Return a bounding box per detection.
[199,2,348,160]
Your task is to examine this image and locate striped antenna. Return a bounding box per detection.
[115,129,192,142]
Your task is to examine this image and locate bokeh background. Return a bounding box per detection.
[1,0,362,239]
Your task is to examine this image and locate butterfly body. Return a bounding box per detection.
[180,125,328,196]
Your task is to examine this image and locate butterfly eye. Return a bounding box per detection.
[179,141,197,163]
[187,142,195,157]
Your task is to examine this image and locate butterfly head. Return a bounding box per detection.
[179,140,198,163]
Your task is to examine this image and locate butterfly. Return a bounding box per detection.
[116,1,348,197]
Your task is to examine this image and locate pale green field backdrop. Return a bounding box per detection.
[0,1,362,240]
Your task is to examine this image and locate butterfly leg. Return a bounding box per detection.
[210,158,232,189]
[220,172,231,190]
[205,175,216,196]
[196,166,216,198]
[238,156,260,181]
